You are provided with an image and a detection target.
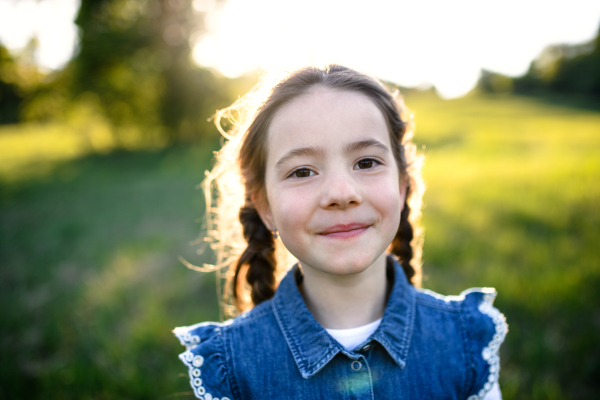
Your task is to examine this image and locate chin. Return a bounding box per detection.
[310,252,380,276]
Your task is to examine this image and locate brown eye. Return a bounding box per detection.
[293,168,312,178]
[357,159,375,169]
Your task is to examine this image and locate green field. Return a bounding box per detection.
[1,93,599,399]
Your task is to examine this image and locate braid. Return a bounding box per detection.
[389,186,423,286]
[390,198,414,281]
[385,88,424,287]
[232,206,277,309]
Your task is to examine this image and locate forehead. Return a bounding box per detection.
[266,87,391,161]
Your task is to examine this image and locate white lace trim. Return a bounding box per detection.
[173,327,230,400]
[467,293,508,400]
[417,287,471,302]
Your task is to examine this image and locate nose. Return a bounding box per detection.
[319,170,362,209]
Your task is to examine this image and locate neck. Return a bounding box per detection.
[298,252,391,329]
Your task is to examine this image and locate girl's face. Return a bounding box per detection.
[255,87,405,276]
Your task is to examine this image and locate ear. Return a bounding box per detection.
[251,191,276,232]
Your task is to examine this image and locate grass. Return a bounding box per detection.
[0,138,221,399]
[407,92,600,399]
[1,92,599,399]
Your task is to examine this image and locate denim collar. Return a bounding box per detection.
[271,255,416,379]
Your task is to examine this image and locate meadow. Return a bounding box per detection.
[0,92,599,399]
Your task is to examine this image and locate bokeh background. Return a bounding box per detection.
[1,0,599,399]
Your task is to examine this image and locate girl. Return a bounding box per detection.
[173,65,507,400]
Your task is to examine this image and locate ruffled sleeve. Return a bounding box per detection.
[173,322,236,400]
[461,289,508,400]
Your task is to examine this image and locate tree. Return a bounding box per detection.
[513,22,600,98]
[69,0,253,143]
[0,40,44,124]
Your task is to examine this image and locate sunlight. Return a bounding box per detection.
[0,0,78,70]
[0,0,599,97]
[191,0,600,98]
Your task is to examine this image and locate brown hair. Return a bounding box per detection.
[203,65,425,316]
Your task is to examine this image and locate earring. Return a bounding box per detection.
[272,230,278,240]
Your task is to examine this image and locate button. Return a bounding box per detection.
[362,344,371,351]
[351,360,362,371]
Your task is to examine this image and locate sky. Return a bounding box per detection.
[0,0,79,72]
[1,0,599,98]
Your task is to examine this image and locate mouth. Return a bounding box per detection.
[317,223,371,238]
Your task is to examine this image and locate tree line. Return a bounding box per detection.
[477,23,600,100]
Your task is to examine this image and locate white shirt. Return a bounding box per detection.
[326,319,502,400]
[325,318,382,351]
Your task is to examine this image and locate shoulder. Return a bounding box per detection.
[172,301,276,400]
[173,320,235,400]
[461,289,508,400]
[224,299,275,329]
[415,286,495,312]
[417,287,508,400]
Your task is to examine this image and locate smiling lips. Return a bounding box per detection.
[317,223,371,239]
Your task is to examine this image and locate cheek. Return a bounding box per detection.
[269,189,313,233]
[269,190,315,258]
[371,178,403,230]
[382,190,402,222]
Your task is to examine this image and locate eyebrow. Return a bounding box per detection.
[344,139,389,154]
[275,146,325,168]
[275,139,389,168]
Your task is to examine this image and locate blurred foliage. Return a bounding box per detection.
[0,40,46,124]
[72,0,220,143]
[476,69,514,94]
[1,91,599,400]
[476,23,600,102]
[0,0,258,146]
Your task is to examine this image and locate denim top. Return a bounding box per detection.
[173,256,507,400]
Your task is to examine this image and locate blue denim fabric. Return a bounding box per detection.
[173,256,507,400]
